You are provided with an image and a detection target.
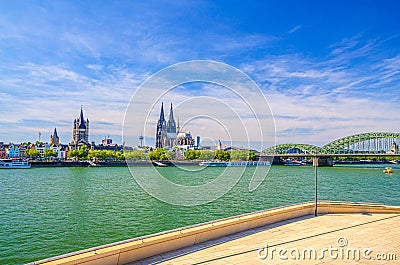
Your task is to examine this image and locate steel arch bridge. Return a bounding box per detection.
[263,132,400,155]
[263,143,321,155]
[321,132,400,154]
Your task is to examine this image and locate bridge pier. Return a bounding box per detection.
[313,157,333,167]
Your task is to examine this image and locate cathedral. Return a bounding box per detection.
[156,103,178,148]
[155,102,195,148]
[71,107,89,147]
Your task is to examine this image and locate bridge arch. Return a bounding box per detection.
[321,132,400,154]
[263,143,321,155]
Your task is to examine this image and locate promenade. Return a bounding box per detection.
[136,213,399,264]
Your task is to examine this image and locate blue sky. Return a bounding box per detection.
[0,0,399,147]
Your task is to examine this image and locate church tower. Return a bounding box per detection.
[72,106,89,147]
[50,127,60,146]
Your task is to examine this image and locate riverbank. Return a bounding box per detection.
[30,161,126,167]
[30,160,201,167]
[29,159,399,168]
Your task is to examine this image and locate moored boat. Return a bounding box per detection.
[152,161,168,167]
[199,161,271,167]
[0,159,31,169]
[226,161,271,166]
[199,161,228,167]
[284,159,306,166]
[88,160,100,167]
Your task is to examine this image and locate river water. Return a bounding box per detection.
[0,165,399,264]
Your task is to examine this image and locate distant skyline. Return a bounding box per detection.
[0,1,399,147]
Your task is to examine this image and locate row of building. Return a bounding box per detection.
[0,107,125,160]
[1,104,227,160]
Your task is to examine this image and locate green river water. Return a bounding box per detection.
[0,165,399,264]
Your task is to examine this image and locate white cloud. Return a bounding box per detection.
[239,36,400,146]
[288,25,302,34]
[86,64,103,71]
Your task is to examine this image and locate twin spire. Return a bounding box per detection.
[155,102,178,148]
[158,102,178,133]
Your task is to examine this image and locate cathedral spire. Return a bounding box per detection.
[166,103,176,134]
[156,102,167,148]
[159,102,165,122]
[169,103,174,122]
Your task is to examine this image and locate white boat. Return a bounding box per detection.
[88,161,100,167]
[199,161,227,167]
[152,161,168,167]
[284,160,306,166]
[199,161,271,167]
[0,159,31,169]
[227,161,271,166]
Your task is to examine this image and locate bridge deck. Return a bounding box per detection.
[132,213,400,264]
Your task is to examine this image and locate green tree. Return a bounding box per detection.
[88,149,118,160]
[215,150,230,161]
[88,150,102,160]
[68,145,89,160]
[78,145,89,160]
[124,150,148,161]
[184,150,200,160]
[198,150,216,160]
[230,150,256,161]
[148,148,174,161]
[25,148,40,158]
[103,150,115,160]
[248,151,256,161]
[43,148,58,158]
[163,151,174,160]
[68,149,79,159]
[115,151,124,160]
[148,148,163,160]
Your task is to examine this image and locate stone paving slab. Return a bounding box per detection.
[131,213,400,264]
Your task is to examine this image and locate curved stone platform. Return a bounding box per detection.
[29,201,400,265]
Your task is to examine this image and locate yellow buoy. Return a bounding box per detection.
[383,167,393,174]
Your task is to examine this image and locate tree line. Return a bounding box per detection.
[127,148,257,161]
[25,145,257,162]
[25,148,57,158]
